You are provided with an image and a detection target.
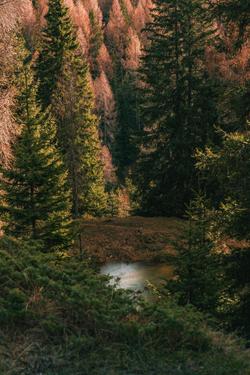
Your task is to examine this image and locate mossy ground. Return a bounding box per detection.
[80,216,185,264]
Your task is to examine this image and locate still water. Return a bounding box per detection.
[100,262,173,292]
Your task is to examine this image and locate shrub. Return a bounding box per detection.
[0,238,249,374]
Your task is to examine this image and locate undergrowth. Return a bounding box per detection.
[0,238,249,375]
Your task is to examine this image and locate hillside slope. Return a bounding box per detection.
[1,0,248,176]
[23,0,152,178]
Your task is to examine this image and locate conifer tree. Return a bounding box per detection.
[196,128,250,238]
[137,0,219,216]
[89,10,103,79]
[115,70,141,180]
[54,63,107,217]
[216,0,249,48]
[167,196,223,314]
[36,0,107,217]
[0,56,72,251]
[196,128,250,337]
[36,0,77,109]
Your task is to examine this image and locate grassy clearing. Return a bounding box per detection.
[80,216,185,264]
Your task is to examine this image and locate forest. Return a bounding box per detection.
[0,0,250,374]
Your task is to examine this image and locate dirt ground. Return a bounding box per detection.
[80,216,185,264]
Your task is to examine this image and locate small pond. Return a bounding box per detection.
[100,262,173,293]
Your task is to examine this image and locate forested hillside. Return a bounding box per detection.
[1,0,248,179]
[0,0,250,374]
[0,0,152,179]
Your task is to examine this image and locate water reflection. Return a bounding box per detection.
[100,262,173,292]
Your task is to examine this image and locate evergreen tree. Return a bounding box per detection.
[54,55,107,218]
[167,196,223,314]
[196,128,250,337]
[36,0,77,109]
[0,58,72,251]
[216,0,249,48]
[136,0,219,216]
[36,0,107,217]
[196,128,250,237]
[115,70,141,180]
[214,0,249,135]
[225,244,250,339]
[89,10,103,79]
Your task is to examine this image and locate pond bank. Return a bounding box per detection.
[100,261,173,293]
[80,216,185,264]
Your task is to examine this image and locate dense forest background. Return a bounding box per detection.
[1,0,248,175]
[1,0,249,213]
[1,0,152,174]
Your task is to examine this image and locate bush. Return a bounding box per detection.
[0,238,249,374]
[167,197,224,315]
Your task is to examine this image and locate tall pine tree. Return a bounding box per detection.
[36,0,107,218]
[167,196,223,314]
[216,0,249,48]
[196,128,250,338]
[0,55,72,251]
[137,0,219,216]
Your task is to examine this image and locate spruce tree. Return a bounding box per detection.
[214,0,250,135]
[0,57,72,251]
[137,0,219,216]
[115,70,141,180]
[53,52,107,217]
[36,0,78,109]
[196,125,250,336]
[167,196,223,314]
[36,0,107,217]
[89,10,103,79]
[196,129,250,238]
[216,0,249,48]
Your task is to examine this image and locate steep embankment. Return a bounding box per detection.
[1,244,250,375]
